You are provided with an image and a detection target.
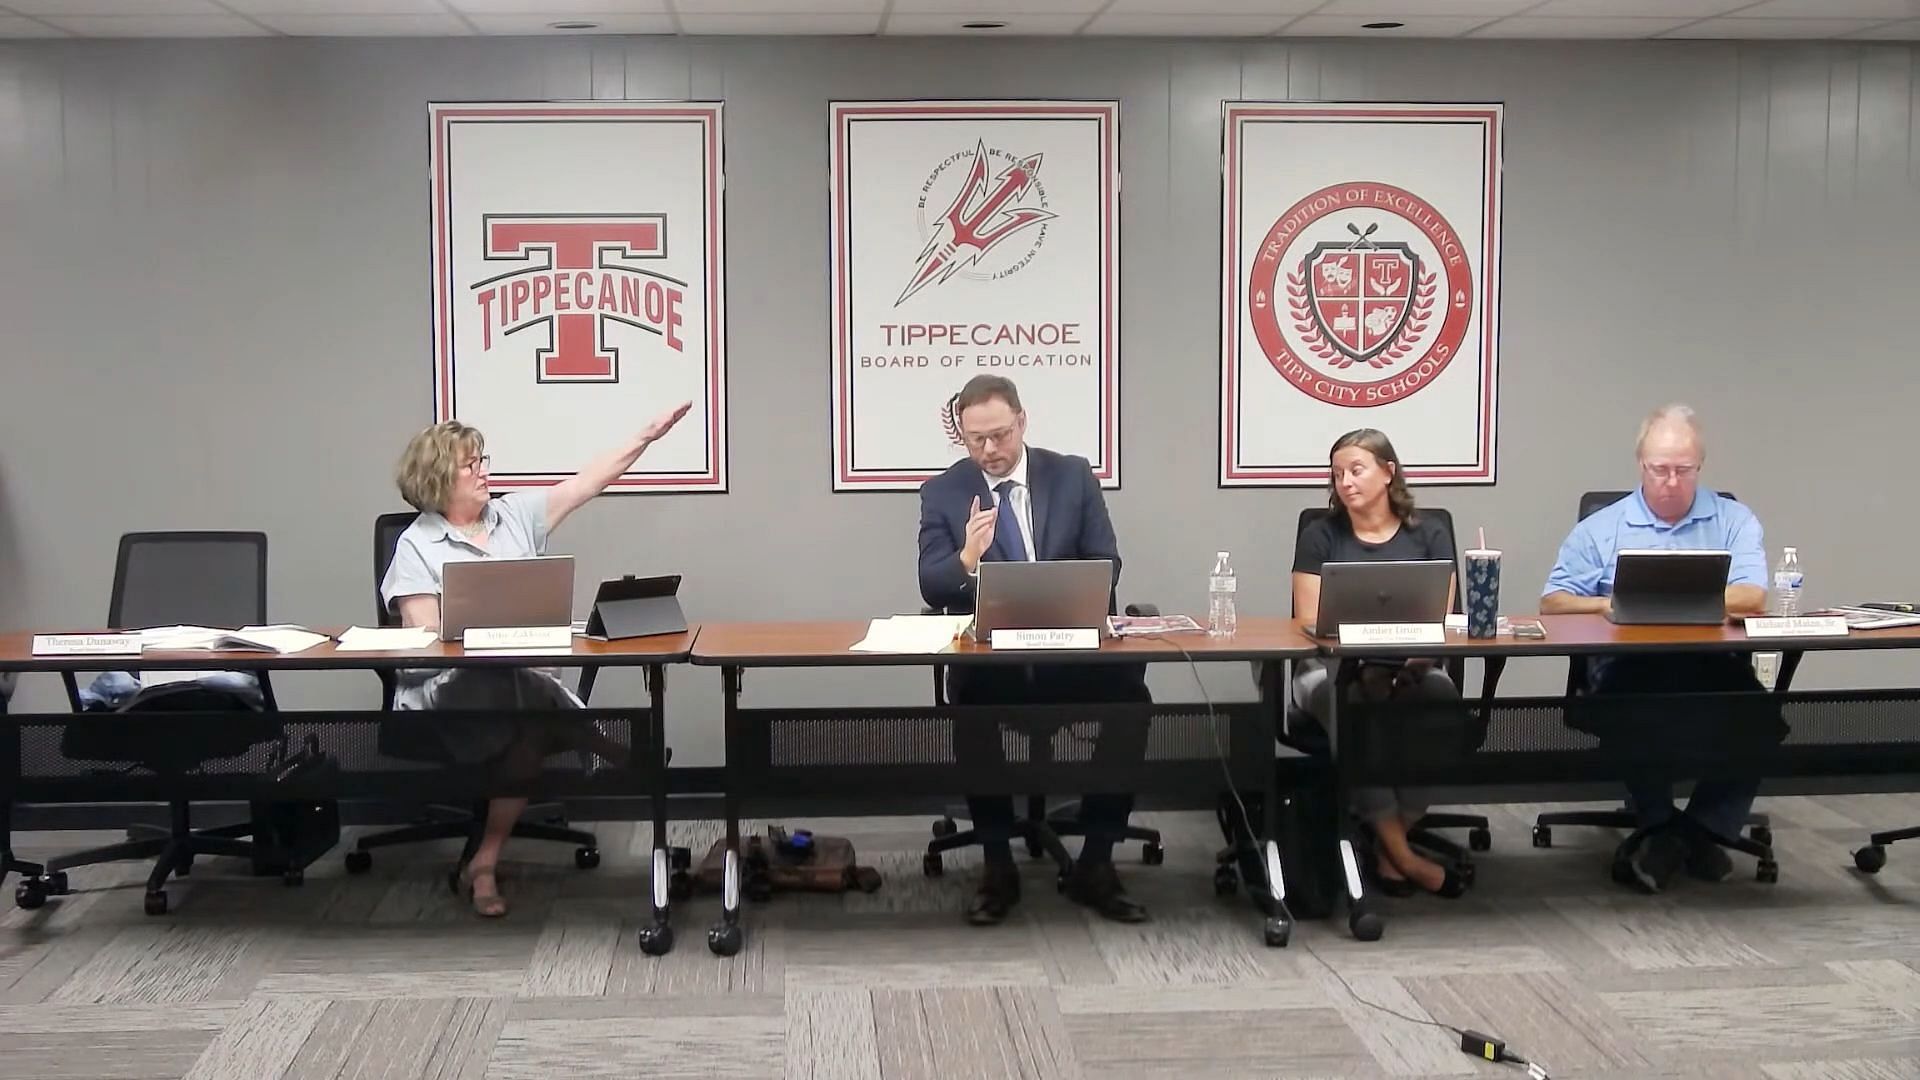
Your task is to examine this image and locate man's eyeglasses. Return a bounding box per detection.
[961,426,1019,451]
[1641,462,1698,481]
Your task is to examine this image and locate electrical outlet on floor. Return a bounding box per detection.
[1754,652,1780,690]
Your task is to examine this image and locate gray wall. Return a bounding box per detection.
[1,35,1916,764]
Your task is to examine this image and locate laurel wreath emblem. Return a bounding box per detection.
[1286,266,1438,370]
[940,393,963,447]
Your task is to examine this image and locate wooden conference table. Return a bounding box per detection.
[0,628,692,954]
[688,617,1319,954]
[1317,613,1920,940]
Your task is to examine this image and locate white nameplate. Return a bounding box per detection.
[463,626,574,651]
[1745,616,1848,639]
[31,633,142,656]
[1338,623,1447,646]
[990,627,1100,651]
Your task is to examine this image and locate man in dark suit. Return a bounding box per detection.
[918,374,1149,926]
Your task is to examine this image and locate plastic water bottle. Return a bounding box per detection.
[1208,551,1238,637]
[1771,547,1803,617]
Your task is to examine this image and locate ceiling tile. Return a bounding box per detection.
[1663,16,1886,37]
[220,0,449,13]
[1279,13,1494,36]
[255,13,477,33]
[447,0,666,13]
[884,12,1085,33]
[673,0,883,10]
[42,14,273,34]
[0,15,68,35]
[1844,16,1920,36]
[886,0,1103,13]
[1527,0,1749,14]
[1470,15,1696,36]
[1737,0,1920,17]
[678,11,880,33]
[465,12,673,33]
[7,0,221,13]
[1315,0,1535,14]
[1101,0,1317,13]
[1084,12,1289,34]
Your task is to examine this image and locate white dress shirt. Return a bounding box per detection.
[983,450,1036,562]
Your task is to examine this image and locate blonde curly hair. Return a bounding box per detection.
[395,421,484,513]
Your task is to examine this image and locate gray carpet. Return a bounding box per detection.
[4,796,1919,1079]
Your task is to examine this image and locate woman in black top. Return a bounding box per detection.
[1293,428,1465,898]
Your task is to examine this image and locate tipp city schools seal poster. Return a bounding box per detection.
[831,100,1119,491]
[1221,102,1502,487]
[430,102,727,492]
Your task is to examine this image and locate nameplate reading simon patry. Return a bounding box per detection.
[1338,623,1446,647]
[463,626,574,651]
[990,628,1100,651]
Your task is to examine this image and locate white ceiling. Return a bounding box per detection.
[1,0,1915,40]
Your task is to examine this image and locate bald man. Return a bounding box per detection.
[1543,404,1775,895]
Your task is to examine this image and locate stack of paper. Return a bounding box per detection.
[137,625,328,654]
[335,626,438,651]
[850,615,972,654]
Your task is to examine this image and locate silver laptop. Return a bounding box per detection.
[440,555,575,641]
[975,560,1113,640]
[1608,549,1730,626]
[1309,559,1453,638]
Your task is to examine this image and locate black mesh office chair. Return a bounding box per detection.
[1286,507,1493,864]
[33,532,294,916]
[1531,490,1772,850]
[342,511,601,875]
[923,603,1165,881]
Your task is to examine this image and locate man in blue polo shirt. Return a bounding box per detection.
[1543,404,1772,893]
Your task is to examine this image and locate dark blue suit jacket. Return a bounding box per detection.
[917,445,1121,617]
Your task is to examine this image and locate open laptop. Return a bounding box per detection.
[439,555,575,641]
[1307,559,1453,639]
[1607,549,1730,625]
[584,573,686,640]
[974,560,1113,640]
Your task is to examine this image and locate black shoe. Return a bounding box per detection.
[1065,861,1149,923]
[966,863,1021,927]
[1429,867,1469,899]
[1684,836,1735,883]
[1373,872,1417,899]
[1619,831,1688,895]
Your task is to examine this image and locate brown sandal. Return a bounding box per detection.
[461,862,508,918]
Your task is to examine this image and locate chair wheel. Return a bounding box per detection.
[667,870,694,902]
[1349,908,1383,942]
[1263,916,1291,948]
[15,879,47,910]
[1532,825,1552,849]
[1855,844,1887,874]
[1749,826,1774,848]
[144,891,169,916]
[575,847,601,870]
[670,846,693,871]
[282,869,304,887]
[46,871,69,896]
[707,923,742,956]
[931,817,957,839]
[1213,865,1239,897]
[1142,843,1165,866]
[922,852,943,878]
[638,924,674,957]
[1756,859,1780,884]
[744,874,773,903]
[1469,827,1492,852]
[344,850,373,874]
